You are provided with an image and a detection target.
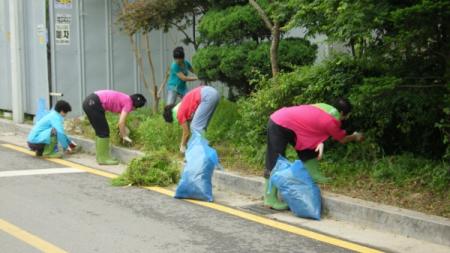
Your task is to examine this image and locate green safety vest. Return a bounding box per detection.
[312,103,341,120]
[172,103,181,124]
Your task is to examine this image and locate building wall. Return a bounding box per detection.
[0,0,198,117]
[0,0,337,118]
[0,0,12,111]
[48,0,197,116]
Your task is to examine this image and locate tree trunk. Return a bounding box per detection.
[349,38,356,58]
[121,1,152,113]
[129,35,149,90]
[270,22,280,76]
[192,12,198,50]
[249,0,279,76]
[144,33,159,114]
[157,65,171,98]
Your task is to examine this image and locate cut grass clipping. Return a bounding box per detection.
[112,152,180,187]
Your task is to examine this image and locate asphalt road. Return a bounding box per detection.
[0,143,353,253]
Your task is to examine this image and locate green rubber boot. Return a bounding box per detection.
[96,137,119,165]
[264,178,289,210]
[304,159,330,184]
[42,136,62,158]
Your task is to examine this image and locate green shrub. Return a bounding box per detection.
[321,153,450,193]
[193,39,317,95]
[103,107,155,148]
[112,152,180,187]
[136,114,182,153]
[101,101,240,153]
[205,99,241,143]
[235,54,449,161]
[105,112,121,146]
[197,5,268,45]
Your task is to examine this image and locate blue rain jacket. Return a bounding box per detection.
[27,110,71,149]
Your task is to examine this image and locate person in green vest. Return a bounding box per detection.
[265,98,364,210]
[163,85,220,153]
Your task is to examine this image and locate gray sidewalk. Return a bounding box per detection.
[1,118,449,249]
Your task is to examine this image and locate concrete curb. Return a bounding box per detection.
[1,118,449,246]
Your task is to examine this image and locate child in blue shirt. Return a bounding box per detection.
[166,47,197,105]
[27,100,76,158]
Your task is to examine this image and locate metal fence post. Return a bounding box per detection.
[9,0,24,123]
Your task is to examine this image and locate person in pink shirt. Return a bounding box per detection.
[82,90,146,165]
[264,98,364,210]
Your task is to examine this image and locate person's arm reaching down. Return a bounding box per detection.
[180,122,190,153]
[118,110,132,143]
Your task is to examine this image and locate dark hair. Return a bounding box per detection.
[331,97,352,116]
[173,47,185,59]
[54,100,72,113]
[130,94,147,108]
[163,104,175,123]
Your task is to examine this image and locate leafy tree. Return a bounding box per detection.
[118,0,208,112]
[248,0,298,76]
[119,0,203,49]
[197,5,270,45]
[290,0,450,81]
[194,1,317,94]
[194,39,317,94]
[237,0,450,159]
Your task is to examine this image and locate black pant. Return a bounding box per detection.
[28,128,57,156]
[82,93,109,138]
[265,119,318,178]
[28,142,45,156]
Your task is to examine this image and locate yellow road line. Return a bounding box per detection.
[147,186,383,253]
[0,218,68,253]
[2,143,383,253]
[1,144,117,179]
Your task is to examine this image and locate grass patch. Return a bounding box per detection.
[112,151,180,187]
[320,148,450,218]
[206,99,241,142]
[66,100,450,218]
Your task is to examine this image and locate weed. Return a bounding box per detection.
[112,151,180,187]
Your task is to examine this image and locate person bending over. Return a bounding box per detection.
[82,90,146,165]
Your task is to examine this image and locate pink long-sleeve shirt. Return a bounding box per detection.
[95,90,133,113]
[270,105,346,151]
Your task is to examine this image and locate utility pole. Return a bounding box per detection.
[9,0,24,123]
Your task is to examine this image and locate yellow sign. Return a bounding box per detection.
[55,0,72,9]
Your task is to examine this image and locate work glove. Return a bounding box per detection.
[122,136,132,144]
[353,131,364,142]
[66,141,78,153]
[69,141,77,149]
[315,142,324,160]
[179,144,186,154]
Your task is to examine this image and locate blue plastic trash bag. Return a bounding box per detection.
[33,98,49,124]
[270,156,322,220]
[174,133,220,202]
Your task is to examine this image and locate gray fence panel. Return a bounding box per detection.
[0,0,12,110]
[50,0,82,115]
[110,0,138,95]
[111,33,137,95]
[47,0,200,117]
[23,0,49,115]
[82,0,108,95]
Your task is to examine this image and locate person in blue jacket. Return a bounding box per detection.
[27,100,76,158]
[166,47,197,105]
